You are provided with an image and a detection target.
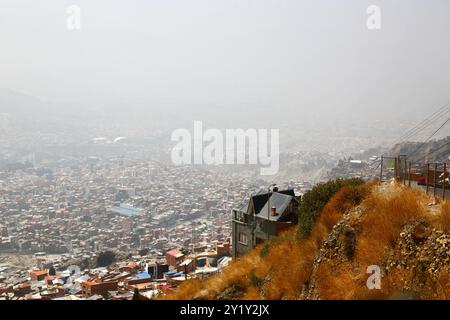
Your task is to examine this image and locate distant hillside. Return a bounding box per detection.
[327,137,450,181]
[391,136,450,163]
[163,181,449,300]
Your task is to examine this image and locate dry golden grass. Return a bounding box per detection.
[161,247,265,300]
[315,261,363,299]
[203,248,264,299]
[243,286,261,300]
[161,278,203,300]
[316,185,450,300]
[355,187,426,267]
[422,271,450,299]
[162,226,314,300]
[264,237,314,299]
[319,184,370,231]
[358,268,411,300]
[438,201,450,232]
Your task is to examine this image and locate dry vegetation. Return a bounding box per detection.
[439,201,450,233]
[315,184,449,300]
[354,186,427,267]
[163,181,450,300]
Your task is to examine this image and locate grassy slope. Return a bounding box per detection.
[163,181,450,300]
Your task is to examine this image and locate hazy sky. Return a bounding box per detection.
[0,0,449,120]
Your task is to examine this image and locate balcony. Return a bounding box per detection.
[232,209,249,224]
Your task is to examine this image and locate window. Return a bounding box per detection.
[234,210,245,222]
[238,232,248,245]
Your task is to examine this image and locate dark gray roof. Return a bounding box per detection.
[255,192,294,222]
[234,189,296,218]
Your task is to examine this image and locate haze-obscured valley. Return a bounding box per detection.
[1,87,445,183]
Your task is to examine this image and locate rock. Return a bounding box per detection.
[411,222,431,243]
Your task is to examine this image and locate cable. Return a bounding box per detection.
[369,160,382,178]
[390,103,450,149]
[413,140,450,164]
[392,102,450,145]
[407,118,450,159]
[393,109,447,144]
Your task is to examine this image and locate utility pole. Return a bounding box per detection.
[443,163,447,200]
[191,223,196,272]
[394,157,398,180]
[408,161,411,188]
[404,158,408,185]
[267,184,276,241]
[434,163,438,197]
[426,163,430,194]
[379,156,384,182]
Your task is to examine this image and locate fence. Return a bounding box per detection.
[379,155,449,199]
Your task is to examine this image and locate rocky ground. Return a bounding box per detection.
[303,182,449,299]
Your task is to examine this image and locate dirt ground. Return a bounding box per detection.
[0,253,36,271]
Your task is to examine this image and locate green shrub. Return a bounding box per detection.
[96,250,116,267]
[260,242,271,258]
[297,178,364,238]
[250,273,264,289]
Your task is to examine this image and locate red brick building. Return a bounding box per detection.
[81,281,118,297]
[165,248,184,267]
[30,270,48,282]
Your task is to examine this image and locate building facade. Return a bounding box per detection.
[232,188,299,258]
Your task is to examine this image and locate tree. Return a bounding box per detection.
[132,288,140,300]
[297,178,364,238]
[79,258,91,270]
[96,251,116,267]
[48,266,56,276]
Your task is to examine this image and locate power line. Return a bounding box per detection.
[401,106,449,139]
[413,139,450,164]
[393,102,450,142]
[423,118,450,142]
[408,118,450,159]
[391,102,450,147]
[368,159,382,178]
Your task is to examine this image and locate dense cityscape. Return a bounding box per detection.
[0,144,315,300]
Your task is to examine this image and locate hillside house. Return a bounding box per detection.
[232,188,299,258]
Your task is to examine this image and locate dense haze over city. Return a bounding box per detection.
[1,1,450,155]
[0,0,449,302]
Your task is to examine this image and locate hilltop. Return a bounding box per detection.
[163,180,449,300]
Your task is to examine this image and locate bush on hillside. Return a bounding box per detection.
[297,178,364,238]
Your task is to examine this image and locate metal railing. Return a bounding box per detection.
[379,155,449,199]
